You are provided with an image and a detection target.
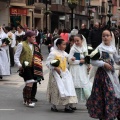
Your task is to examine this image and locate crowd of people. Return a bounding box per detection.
[0,22,120,120]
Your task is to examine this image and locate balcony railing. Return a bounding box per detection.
[10,0,25,4]
[0,0,9,2]
[26,0,34,5]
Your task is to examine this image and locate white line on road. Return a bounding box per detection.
[0,109,15,111]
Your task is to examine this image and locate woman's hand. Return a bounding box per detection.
[19,66,23,71]
[1,43,7,47]
[71,57,76,61]
[54,67,61,75]
[87,65,91,73]
[104,63,113,70]
[80,59,85,64]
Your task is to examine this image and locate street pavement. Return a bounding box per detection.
[0,44,94,120]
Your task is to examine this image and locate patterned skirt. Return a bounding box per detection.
[86,67,120,120]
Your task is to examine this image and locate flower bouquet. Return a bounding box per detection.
[85,48,100,64]
[19,61,30,77]
[50,59,60,67]
[2,33,13,45]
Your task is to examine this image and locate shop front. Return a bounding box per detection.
[10,7,28,28]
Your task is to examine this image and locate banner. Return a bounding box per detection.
[10,8,27,16]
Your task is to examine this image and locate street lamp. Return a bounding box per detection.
[107,0,113,28]
[43,0,52,33]
[87,0,93,29]
[68,0,77,30]
[100,15,103,24]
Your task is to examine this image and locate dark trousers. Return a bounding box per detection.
[48,46,51,53]
[9,46,14,66]
[31,82,37,99]
[23,86,32,104]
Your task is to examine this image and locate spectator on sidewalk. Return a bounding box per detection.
[88,22,102,49]
[78,24,89,43]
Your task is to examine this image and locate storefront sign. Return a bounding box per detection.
[10,8,27,16]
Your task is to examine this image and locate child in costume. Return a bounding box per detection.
[86,29,120,120]
[46,38,78,113]
[14,31,44,107]
[68,34,92,106]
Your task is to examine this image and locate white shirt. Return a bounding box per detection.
[7,32,16,48]
[14,42,33,67]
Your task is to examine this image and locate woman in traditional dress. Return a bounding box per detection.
[68,34,92,107]
[15,25,25,45]
[0,27,10,79]
[46,38,78,113]
[86,29,120,120]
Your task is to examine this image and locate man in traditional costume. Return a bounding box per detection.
[14,31,44,107]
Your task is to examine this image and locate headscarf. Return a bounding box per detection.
[0,27,7,39]
[53,38,60,50]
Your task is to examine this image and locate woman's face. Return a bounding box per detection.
[74,36,82,46]
[102,30,112,45]
[58,41,66,51]
[17,27,21,31]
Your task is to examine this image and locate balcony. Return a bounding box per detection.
[34,2,46,9]
[50,4,67,13]
[75,5,85,14]
[91,0,101,6]
[0,0,9,2]
[26,0,34,6]
[50,4,85,15]
[10,0,26,6]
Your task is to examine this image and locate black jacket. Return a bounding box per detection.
[78,28,89,43]
[88,28,102,49]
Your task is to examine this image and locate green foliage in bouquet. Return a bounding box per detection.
[88,46,94,55]
[2,38,11,45]
[50,59,60,67]
[85,47,100,64]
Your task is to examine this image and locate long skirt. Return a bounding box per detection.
[47,73,78,106]
[86,67,120,120]
[75,87,91,102]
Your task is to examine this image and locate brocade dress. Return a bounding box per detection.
[86,43,120,120]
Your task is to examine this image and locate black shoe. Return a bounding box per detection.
[31,98,38,102]
[69,106,77,110]
[64,108,74,113]
[51,107,58,112]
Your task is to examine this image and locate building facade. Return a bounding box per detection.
[0,0,10,27]
[9,0,51,30]
[50,0,88,32]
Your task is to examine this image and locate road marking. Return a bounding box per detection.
[0,109,15,111]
